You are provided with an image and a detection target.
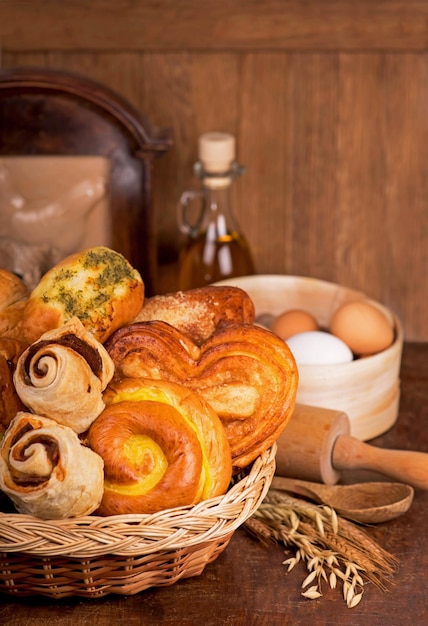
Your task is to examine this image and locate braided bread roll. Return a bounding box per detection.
[105,321,298,471]
[13,317,114,433]
[88,377,232,515]
[0,412,104,519]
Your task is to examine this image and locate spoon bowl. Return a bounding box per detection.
[270,476,414,523]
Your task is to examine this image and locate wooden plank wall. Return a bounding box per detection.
[1,1,427,340]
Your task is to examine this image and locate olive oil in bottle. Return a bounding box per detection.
[177,132,255,290]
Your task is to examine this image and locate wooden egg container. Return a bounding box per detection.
[215,275,403,441]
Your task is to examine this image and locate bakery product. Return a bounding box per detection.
[133,285,255,345]
[0,337,27,433]
[89,377,232,515]
[22,246,145,344]
[0,269,29,342]
[13,317,115,433]
[105,320,298,471]
[0,411,104,519]
[0,337,25,436]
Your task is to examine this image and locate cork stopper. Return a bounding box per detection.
[198,132,235,174]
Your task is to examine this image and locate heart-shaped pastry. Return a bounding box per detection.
[105,320,298,470]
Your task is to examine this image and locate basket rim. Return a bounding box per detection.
[0,444,276,559]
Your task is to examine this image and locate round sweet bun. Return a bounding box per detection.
[0,269,29,342]
[22,247,145,344]
[88,377,232,515]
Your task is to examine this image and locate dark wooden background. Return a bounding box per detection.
[1,1,427,340]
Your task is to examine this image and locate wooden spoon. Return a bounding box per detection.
[270,475,414,524]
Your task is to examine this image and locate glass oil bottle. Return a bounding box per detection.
[177,132,255,290]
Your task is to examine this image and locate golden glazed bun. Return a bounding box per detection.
[89,377,232,515]
[22,247,145,344]
[0,269,29,342]
[133,285,255,346]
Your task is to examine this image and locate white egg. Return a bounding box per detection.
[286,331,354,365]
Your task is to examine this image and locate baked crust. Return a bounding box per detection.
[89,377,232,515]
[0,269,29,309]
[105,320,298,471]
[0,337,28,433]
[22,246,145,344]
[0,269,29,342]
[133,285,255,345]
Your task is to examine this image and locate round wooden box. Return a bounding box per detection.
[215,275,403,441]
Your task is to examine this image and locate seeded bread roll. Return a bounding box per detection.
[133,285,255,346]
[22,246,145,344]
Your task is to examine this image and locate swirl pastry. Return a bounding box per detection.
[0,411,104,519]
[133,285,255,346]
[13,317,114,433]
[22,246,145,344]
[89,377,232,515]
[105,321,298,470]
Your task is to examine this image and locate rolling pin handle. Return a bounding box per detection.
[332,435,428,490]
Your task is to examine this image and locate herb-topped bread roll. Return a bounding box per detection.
[22,246,145,344]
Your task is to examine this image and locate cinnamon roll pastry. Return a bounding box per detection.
[133,285,255,346]
[0,412,104,519]
[105,321,298,470]
[89,377,232,515]
[13,317,115,433]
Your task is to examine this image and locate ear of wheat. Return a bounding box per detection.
[245,490,398,609]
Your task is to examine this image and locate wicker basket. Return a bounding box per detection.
[0,444,276,599]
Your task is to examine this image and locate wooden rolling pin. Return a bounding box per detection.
[275,404,428,489]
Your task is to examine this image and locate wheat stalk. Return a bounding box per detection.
[245,490,398,608]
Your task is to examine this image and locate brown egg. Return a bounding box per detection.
[330,300,394,355]
[271,308,319,340]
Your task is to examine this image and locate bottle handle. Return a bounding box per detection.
[177,189,204,237]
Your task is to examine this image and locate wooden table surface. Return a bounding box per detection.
[1,342,427,626]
